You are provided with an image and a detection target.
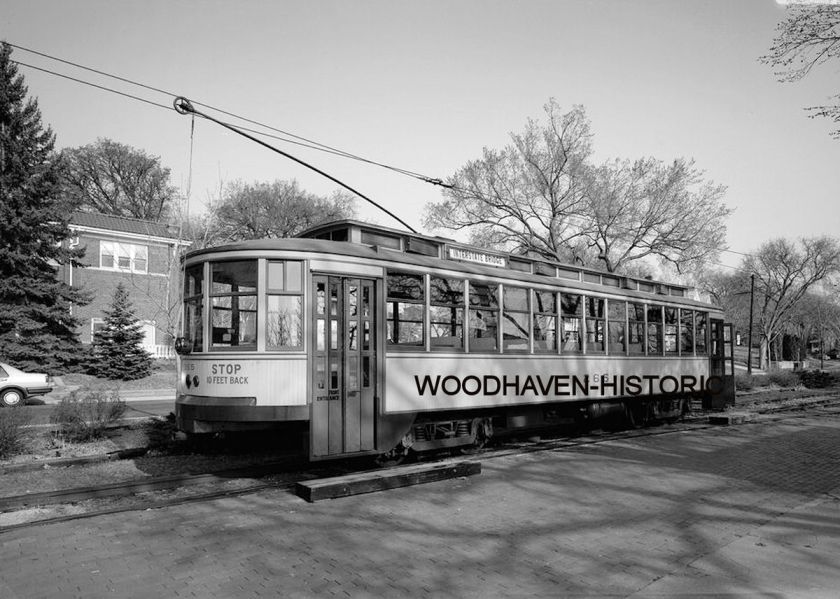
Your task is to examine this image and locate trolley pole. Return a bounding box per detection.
[747,273,755,375]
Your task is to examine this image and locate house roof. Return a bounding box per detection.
[70,212,183,240]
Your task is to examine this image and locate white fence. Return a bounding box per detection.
[147,345,175,359]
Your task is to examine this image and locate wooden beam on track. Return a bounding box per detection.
[294,460,481,502]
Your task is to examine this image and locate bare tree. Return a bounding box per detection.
[762,4,840,137]
[204,179,356,246]
[426,100,593,263]
[425,100,730,274]
[61,138,177,221]
[583,157,729,273]
[744,237,840,369]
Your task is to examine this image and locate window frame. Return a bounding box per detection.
[386,271,426,350]
[532,289,558,353]
[265,260,304,351]
[99,240,149,274]
[429,276,465,351]
[501,285,530,352]
[209,260,258,352]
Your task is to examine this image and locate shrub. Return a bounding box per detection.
[0,406,32,459]
[798,369,840,389]
[766,369,800,389]
[734,373,756,391]
[50,387,127,442]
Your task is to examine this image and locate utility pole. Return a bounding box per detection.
[747,273,755,375]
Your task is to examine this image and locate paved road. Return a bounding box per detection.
[2,412,840,598]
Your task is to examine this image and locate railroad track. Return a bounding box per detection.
[3,396,839,534]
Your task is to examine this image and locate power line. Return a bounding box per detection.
[11,60,173,112]
[7,41,448,186]
[174,97,418,233]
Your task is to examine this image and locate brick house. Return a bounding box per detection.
[57,212,190,358]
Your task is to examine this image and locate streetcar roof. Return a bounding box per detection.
[185,220,717,309]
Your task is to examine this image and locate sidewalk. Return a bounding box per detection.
[2,413,840,597]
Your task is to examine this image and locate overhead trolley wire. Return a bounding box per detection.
[7,42,449,187]
[10,60,173,112]
[173,97,418,233]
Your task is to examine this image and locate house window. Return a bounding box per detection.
[91,318,106,343]
[100,241,148,274]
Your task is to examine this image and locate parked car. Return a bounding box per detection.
[0,362,54,407]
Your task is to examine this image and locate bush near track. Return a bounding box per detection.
[50,387,127,442]
[0,406,31,459]
[735,369,840,392]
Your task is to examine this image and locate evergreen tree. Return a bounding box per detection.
[0,43,89,372]
[89,283,152,380]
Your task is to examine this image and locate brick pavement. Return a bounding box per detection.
[2,415,840,598]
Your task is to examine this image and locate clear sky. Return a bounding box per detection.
[3,0,839,270]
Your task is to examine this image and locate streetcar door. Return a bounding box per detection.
[310,275,376,458]
[709,318,735,409]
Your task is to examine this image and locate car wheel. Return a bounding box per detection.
[1,388,24,407]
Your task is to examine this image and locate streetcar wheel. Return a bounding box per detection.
[459,417,492,455]
[374,445,408,468]
[1,388,24,407]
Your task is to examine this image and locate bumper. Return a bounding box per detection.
[25,385,54,397]
[176,394,309,433]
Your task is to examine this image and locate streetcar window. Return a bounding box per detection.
[469,282,499,352]
[267,261,302,293]
[664,307,679,355]
[502,286,529,351]
[184,264,203,299]
[585,297,605,353]
[267,261,303,350]
[628,303,645,355]
[560,294,583,354]
[647,305,663,355]
[608,300,626,355]
[184,264,204,352]
[695,312,708,355]
[361,231,402,250]
[430,277,464,350]
[267,296,303,349]
[210,261,257,350]
[386,272,424,347]
[533,290,557,352]
[680,309,694,354]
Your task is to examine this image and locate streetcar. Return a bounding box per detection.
[174,220,734,462]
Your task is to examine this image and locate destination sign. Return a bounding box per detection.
[447,246,507,268]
